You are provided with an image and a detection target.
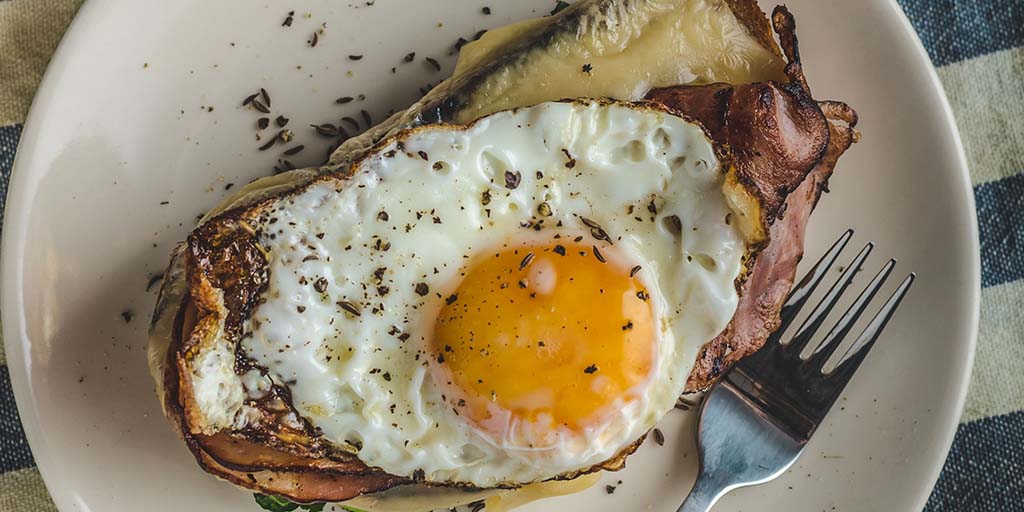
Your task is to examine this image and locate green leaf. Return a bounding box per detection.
[550,1,570,15]
[300,504,326,512]
[340,507,369,512]
[253,493,299,512]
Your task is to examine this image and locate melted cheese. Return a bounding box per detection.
[327,0,785,170]
[450,0,785,123]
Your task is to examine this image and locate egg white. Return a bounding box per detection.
[237,101,744,487]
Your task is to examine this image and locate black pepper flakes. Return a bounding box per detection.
[337,300,362,316]
[550,1,570,15]
[666,214,683,235]
[335,96,354,104]
[519,252,535,270]
[403,52,416,63]
[425,57,441,71]
[275,115,289,127]
[561,148,577,168]
[312,123,340,137]
[445,294,458,305]
[121,310,133,323]
[504,170,521,190]
[582,63,593,74]
[282,10,295,27]
[313,277,329,293]
[342,117,360,130]
[584,364,598,374]
[252,98,271,114]
[414,283,429,296]
[482,6,492,14]
[258,136,278,151]
[579,216,604,234]
[349,54,364,61]
[377,210,389,221]
[630,265,642,277]
[257,117,270,130]
[553,245,566,256]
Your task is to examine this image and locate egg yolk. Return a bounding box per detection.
[431,241,655,444]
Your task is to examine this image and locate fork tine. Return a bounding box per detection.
[772,229,854,338]
[828,273,916,382]
[786,242,874,355]
[805,259,896,372]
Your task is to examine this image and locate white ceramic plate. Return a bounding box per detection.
[2,1,979,511]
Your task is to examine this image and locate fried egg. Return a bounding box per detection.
[237,100,745,487]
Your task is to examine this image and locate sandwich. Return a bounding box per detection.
[147,1,858,509]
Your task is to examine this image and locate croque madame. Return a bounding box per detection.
[148,1,857,509]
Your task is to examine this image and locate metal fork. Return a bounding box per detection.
[678,229,915,512]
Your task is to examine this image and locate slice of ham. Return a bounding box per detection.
[645,7,859,391]
[678,112,857,392]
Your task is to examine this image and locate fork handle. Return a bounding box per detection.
[677,473,727,512]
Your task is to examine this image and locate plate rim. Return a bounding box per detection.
[878,0,981,508]
[0,0,981,510]
[1,0,108,508]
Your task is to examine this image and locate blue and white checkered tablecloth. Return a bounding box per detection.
[0,0,1022,510]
